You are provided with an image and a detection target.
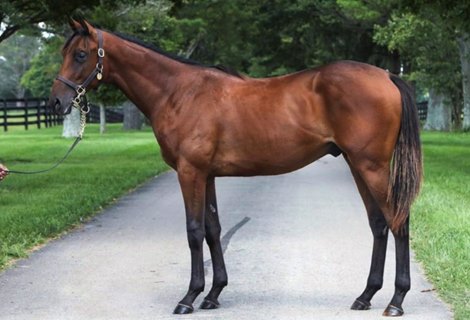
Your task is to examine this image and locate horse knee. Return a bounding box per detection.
[206,226,221,246]
[187,220,205,250]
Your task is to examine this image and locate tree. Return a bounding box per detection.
[20,36,62,97]
[0,0,144,43]
[403,0,470,130]
[175,0,393,77]
[373,10,462,130]
[0,33,40,98]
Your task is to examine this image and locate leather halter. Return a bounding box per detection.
[56,30,105,111]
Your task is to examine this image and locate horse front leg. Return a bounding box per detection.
[200,177,228,310]
[173,163,207,315]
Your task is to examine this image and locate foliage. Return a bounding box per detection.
[174,0,395,77]
[0,0,145,43]
[20,37,62,97]
[405,0,470,34]
[0,124,168,269]
[412,132,470,320]
[373,11,462,107]
[0,33,40,98]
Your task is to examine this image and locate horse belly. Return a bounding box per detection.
[212,132,331,177]
[211,73,333,176]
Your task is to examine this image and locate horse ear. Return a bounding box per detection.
[68,17,92,35]
[77,18,91,35]
[68,18,82,32]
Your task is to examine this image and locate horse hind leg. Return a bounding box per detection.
[347,156,410,317]
[347,159,389,311]
[385,217,410,317]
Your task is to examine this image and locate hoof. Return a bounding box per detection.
[173,303,194,314]
[351,299,371,310]
[383,304,404,317]
[200,298,220,309]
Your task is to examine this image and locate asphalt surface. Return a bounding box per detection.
[0,156,452,319]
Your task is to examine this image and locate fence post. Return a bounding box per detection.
[2,99,7,132]
[24,99,29,130]
[43,99,49,128]
[46,99,54,127]
[36,99,41,129]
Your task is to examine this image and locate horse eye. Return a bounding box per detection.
[75,51,88,63]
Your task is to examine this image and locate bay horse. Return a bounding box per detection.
[49,19,422,316]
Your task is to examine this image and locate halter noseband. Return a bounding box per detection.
[56,30,105,112]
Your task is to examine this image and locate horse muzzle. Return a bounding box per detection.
[48,96,73,115]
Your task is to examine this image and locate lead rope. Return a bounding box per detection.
[6,105,89,175]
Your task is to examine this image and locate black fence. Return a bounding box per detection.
[417,101,428,121]
[1,98,63,132]
[1,98,124,132]
[86,105,124,123]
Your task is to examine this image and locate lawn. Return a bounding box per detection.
[0,124,168,269]
[411,131,470,320]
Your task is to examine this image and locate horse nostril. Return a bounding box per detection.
[54,98,62,114]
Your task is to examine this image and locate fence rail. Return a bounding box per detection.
[87,105,124,123]
[1,98,63,132]
[1,98,125,132]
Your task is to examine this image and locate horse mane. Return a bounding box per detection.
[111,31,244,79]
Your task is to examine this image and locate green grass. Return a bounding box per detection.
[411,131,470,320]
[0,124,168,269]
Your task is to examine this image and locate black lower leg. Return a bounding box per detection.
[384,219,410,317]
[201,178,227,309]
[174,220,206,314]
[352,214,389,310]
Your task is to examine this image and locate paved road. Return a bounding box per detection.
[0,156,452,319]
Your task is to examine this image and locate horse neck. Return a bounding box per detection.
[102,32,194,119]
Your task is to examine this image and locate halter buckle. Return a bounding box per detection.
[76,86,86,96]
[73,96,82,106]
[98,48,105,58]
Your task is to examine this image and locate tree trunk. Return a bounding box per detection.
[99,103,106,134]
[424,89,452,131]
[457,33,470,130]
[62,107,81,138]
[123,101,144,130]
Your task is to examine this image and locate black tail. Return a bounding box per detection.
[388,74,423,233]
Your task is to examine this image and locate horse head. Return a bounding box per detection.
[49,18,104,115]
